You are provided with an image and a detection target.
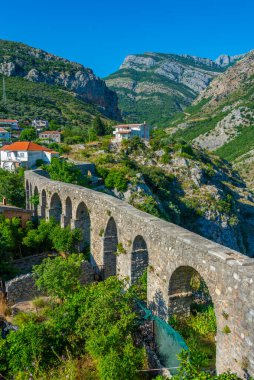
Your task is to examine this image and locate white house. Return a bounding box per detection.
[39,130,61,143]
[112,123,150,142]
[0,141,59,171]
[32,119,49,132]
[0,127,11,144]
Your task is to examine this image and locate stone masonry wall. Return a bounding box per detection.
[25,170,254,378]
[5,274,41,305]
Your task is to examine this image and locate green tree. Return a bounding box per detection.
[51,225,81,254]
[33,254,84,300]
[0,169,25,207]
[93,116,105,136]
[23,219,81,255]
[20,128,36,141]
[104,169,128,191]
[44,158,89,186]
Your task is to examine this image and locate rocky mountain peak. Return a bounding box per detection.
[215,53,245,67]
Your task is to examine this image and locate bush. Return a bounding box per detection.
[43,157,89,186]
[33,253,84,299]
[105,169,128,192]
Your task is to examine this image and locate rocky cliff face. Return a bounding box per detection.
[170,51,254,190]
[0,40,121,120]
[105,52,243,126]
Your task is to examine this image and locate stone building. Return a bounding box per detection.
[0,198,32,227]
[39,130,61,143]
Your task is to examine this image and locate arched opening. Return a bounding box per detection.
[168,266,216,371]
[103,217,118,278]
[41,189,47,219]
[49,193,62,223]
[33,186,39,217]
[131,235,149,285]
[65,197,72,227]
[25,180,30,209]
[76,202,91,251]
[29,183,33,209]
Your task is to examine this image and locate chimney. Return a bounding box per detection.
[2,197,7,205]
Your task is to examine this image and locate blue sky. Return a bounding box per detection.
[0,0,253,77]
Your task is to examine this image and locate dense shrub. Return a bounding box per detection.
[43,157,89,186]
[33,254,83,299]
[0,168,25,207]
[104,169,129,191]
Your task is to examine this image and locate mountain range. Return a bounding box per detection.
[105,52,243,125]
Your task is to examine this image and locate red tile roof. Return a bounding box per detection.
[0,127,8,132]
[39,131,61,134]
[0,141,58,153]
[0,119,18,123]
[113,123,144,128]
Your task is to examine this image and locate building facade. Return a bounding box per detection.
[0,141,59,171]
[0,119,19,130]
[32,119,49,132]
[0,127,11,144]
[113,123,150,142]
[0,198,32,228]
[39,130,61,143]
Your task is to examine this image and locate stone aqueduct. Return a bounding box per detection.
[25,170,254,377]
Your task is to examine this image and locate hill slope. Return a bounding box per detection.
[170,50,254,186]
[0,75,105,126]
[0,39,121,121]
[71,135,254,257]
[105,52,242,126]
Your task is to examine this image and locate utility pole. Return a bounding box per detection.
[2,76,7,104]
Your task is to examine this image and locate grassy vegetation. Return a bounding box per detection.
[170,305,216,371]
[0,76,104,127]
[173,112,229,142]
[215,125,254,161]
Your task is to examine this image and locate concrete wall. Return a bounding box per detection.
[25,170,254,378]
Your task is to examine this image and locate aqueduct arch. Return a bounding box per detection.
[25,180,30,209]
[64,197,72,227]
[41,189,47,218]
[24,170,254,377]
[49,193,62,223]
[131,235,149,285]
[103,217,118,278]
[33,186,39,217]
[75,201,91,250]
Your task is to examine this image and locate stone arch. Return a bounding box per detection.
[103,217,118,278]
[168,265,214,317]
[41,189,47,219]
[33,186,39,217]
[75,201,91,250]
[168,265,216,368]
[49,193,62,223]
[64,197,72,227]
[25,180,30,209]
[29,183,33,208]
[131,235,149,284]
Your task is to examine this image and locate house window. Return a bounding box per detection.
[7,152,11,158]
[19,153,25,158]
